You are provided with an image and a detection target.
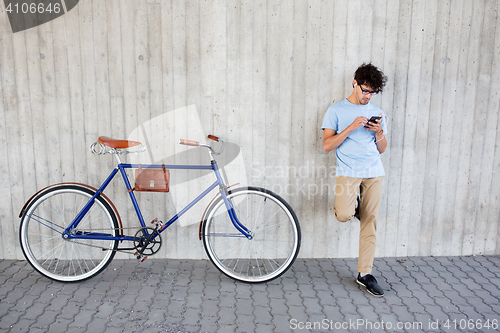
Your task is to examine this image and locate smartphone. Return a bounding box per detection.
[365,115,381,128]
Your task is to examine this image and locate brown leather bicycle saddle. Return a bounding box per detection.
[98,136,142,149]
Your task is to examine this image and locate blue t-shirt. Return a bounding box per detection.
[322,99,387,178]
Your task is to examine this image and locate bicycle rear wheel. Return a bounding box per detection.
[19,184,119,282]
[202,187,301,283]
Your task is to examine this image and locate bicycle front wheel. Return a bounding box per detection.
[19,184,119,282]
[202,187,301,283]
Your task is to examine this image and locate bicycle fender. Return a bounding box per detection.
[19,182,124,236]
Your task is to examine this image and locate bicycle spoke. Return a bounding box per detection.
[252,196,265,231]
[39,241,65,264]
[27,233,61,248]
[79,204,106,226]
[27,214,65,233]
[210,237,249,259]
[250,238,287,263]
[73,241,93,273]
[72,242,90,275]
[43,241,66,272]
[251,208,282,235]
[231,241,251,272]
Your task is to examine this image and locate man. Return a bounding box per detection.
[322,63,388,297]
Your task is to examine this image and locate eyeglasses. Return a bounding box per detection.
[359,86,377,96]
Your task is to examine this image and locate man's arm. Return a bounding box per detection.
[374,131,387,154]
[323,116,368,153]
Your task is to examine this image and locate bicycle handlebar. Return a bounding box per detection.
[179,135,224,155]
[208,135,219,142]
[178,139,199,146]
[179,134,220,146]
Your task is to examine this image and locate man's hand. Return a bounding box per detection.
[347,116,369,132]
[363,113,383,134]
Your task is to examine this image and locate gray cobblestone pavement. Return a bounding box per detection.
[1,256,499,332]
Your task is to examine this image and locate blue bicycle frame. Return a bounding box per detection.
[63,160,252,242]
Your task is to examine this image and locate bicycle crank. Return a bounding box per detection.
[133,227,162,259]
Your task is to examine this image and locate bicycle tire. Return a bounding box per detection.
[202,187,301,283]
[19,184,119,282]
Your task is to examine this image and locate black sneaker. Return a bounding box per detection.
[356,273,384,297]
[354,194,361,220]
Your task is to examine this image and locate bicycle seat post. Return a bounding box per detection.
[113,150,122,165]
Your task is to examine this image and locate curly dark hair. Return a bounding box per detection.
[354,63,387,93]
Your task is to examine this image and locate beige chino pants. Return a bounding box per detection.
[334,176,383,274]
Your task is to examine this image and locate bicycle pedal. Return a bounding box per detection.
[134,252,148,262]
[151,218,164,227]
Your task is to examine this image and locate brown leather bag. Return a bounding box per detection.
[134,165,170,192]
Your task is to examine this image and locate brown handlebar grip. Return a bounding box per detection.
[179,139,200,146]
[207,134,219,142]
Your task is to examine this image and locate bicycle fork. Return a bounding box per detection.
[212,161,253,239]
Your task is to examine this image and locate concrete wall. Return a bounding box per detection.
[1,0,499,260]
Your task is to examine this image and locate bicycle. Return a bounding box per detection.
[19,135,301,283]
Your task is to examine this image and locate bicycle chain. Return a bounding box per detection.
[65,226,149,256]
[65,239,138,255]
[71,226,141,232]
